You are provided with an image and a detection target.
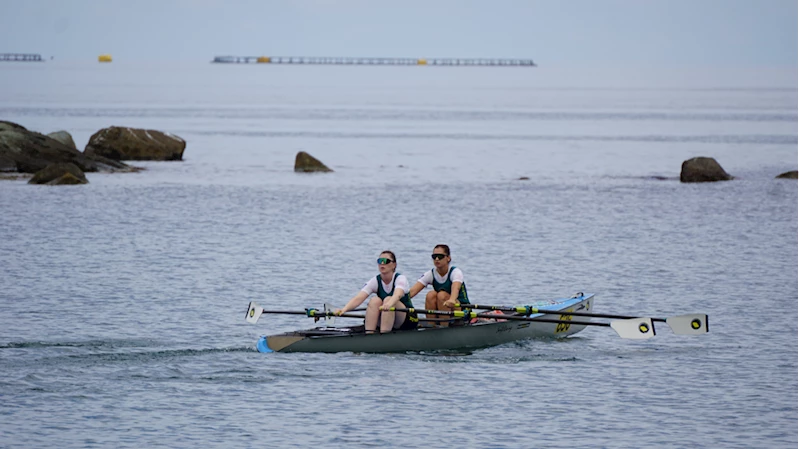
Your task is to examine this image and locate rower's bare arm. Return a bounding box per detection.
[383,288,406,309]
[446,281,463,307]
[408,281,425,298]
[337,291,369,314]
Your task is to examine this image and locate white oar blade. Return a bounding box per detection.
[245,302,264,324]
[666,314,708,335]
[610,318,655,339]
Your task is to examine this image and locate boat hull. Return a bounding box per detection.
[257,293,594,354]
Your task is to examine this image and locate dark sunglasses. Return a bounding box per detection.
[431,253,447,260]
[377,257,394,265]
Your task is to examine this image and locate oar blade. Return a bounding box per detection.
[246,301,264,324]
[666,314,708,335]
[610,318,656,339]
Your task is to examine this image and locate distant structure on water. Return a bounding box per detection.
[212,55,536,67]
[0,53,43,62]
[98,54,112,63]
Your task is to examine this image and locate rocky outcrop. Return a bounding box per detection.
[0,122,133,174]
[776,170,798,179]
[680,157,733,183]
[28,163,88,185]
[0,121,27,132]
[0,155,16,172]
[84,126,185,161]
[46,131,77,150]
[294,151,333,172]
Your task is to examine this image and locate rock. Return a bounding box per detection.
[680,157,733,183]
[46,172,87,185]
[0,121,27,132]
[29,162,88,185]
[46,131,77,150]
[294,151,333,172]
[0,126,132,173]
[776,170,798,179]
[0,155,16,172]
[85,126,185,161]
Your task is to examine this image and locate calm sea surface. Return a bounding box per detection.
[0,62,797,448]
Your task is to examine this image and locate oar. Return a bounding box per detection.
[246,302,366,324]
[387,307,655,340]
[455,303,708,335]
[245,302,450,325]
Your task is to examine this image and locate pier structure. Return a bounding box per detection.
[212,55,535,67]
[0,53,43,62]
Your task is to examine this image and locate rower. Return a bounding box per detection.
[408,244,469,327]
[335,250,419,334]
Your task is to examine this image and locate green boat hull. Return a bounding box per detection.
[257,294,594,354]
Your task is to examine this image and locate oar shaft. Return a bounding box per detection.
[460,303,667,322]
[261,310,366,319]
[387,307,609,328]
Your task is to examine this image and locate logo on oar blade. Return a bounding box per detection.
[691,319,701,330]
[638,322,650,333]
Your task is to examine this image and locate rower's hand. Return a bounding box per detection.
[334,309,344,316]
[443,299,457,308]
[379,304,392,312]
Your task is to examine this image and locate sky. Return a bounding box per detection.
[0,0,796,66]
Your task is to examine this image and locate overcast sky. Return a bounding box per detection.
[1,0,796,66]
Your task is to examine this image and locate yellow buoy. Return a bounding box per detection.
[98,54,112,63]
[256,56,271,63]
[417,58,427,65]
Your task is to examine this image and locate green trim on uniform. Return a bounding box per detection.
[376,273,414,309]
[431,266,469,304]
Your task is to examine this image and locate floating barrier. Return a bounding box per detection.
[0,53,43,62]
[98,54,112,63]
[212,55,536,67]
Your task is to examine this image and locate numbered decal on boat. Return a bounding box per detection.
[555,311,573,333]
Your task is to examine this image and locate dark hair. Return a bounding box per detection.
[380,250,397,264]
[433,244,450,256]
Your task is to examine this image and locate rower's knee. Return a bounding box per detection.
[425,291,437,308]
[367,298,382,311]
[437,291,449,301]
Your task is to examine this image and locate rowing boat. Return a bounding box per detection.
[255,293,595,353]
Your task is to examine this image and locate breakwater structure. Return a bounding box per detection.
[212,55,536,66]
[0,53,43,62]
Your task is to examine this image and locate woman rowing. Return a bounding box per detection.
[408,244,469,327]
[335,250,419,334]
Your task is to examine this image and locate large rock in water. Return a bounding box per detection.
[0,122,133,174]
[680,157,733,183]
[0,120,27,131]
[294,151,332,172]
[28,162,88,185]
[776,170,798,179]
[85,126,185,161]
[46,131,77,150]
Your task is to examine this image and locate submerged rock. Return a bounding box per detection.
[680,157,733,183]
[28,162,88,185]
[294,151,333,173]
[85,126,186,161]
[775,170,798,179]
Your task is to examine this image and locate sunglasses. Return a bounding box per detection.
[377,258,394,265]
[431,254,447,260]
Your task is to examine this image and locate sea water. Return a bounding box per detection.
[0,62,796,448]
